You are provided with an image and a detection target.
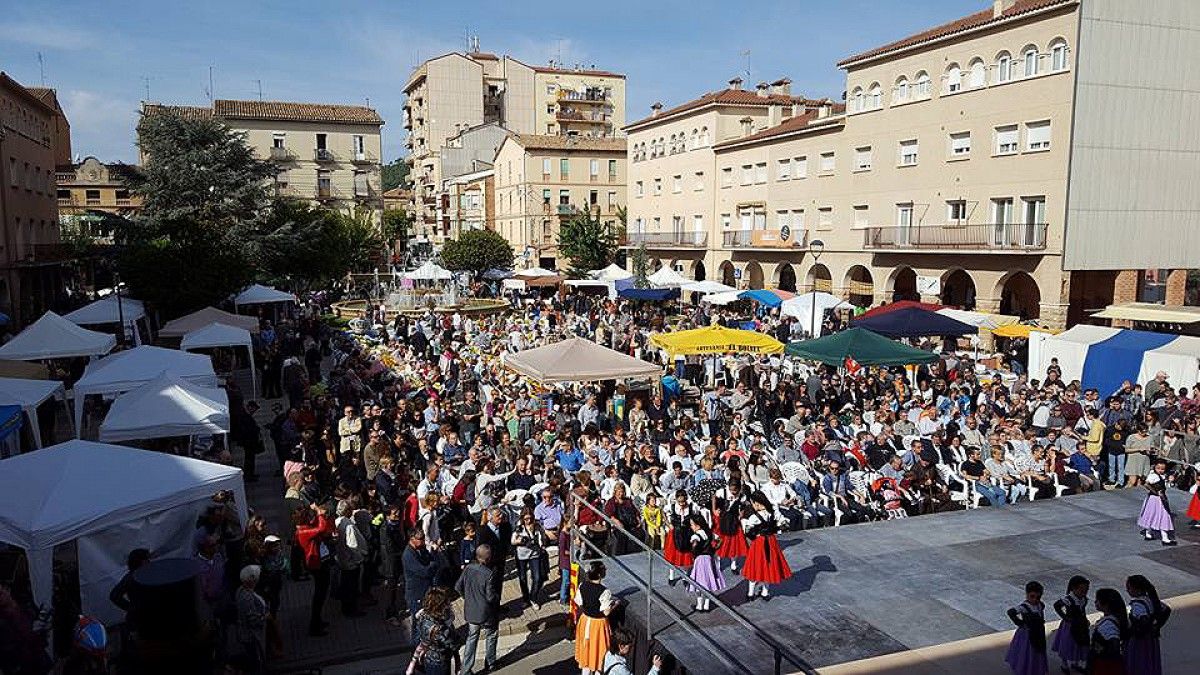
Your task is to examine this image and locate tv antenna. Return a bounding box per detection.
[254,79,263,100]
[37,52,46,86]
[203,65,214,103]
[741,49,751,82]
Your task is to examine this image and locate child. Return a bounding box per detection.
[686,514,726,612]
[1005,581,1049,675]
[663,490,697,585]
[1137,460,1177,546]
[1090,588,1129,675]
[1125,574,1170,675]
[1050,575,1090,674]
[713,480,750,573]
[1186,464,1200,530]
[458,521,478,568]
[642,493,664,550]
[740,490,792,601]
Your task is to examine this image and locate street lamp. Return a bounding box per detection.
[808,238,825,339]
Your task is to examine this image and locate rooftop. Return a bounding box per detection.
[214,99,383,125]
[838,0,1074,67]
[713,109,846,150]
[0,72,60,116]
[626,87,831,129]
[531,64,625,79]
[141,103,214,121]
[505,134,626,153]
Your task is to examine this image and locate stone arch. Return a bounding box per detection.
[719,260,736,287]
[997,271,1041,320]
[844,265,874,307]
[775,263,797,293]
[745,261,765,290]
[940,268,977,309]
[887,266,918,301]
[806,263,832,293]
[650,258,663,272]
[691,260,706,282]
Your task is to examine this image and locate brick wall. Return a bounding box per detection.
[1165,269,1187,306]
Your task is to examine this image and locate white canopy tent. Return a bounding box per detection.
[780,292,855,338]
[0,440,246,630]
[681,280,736,295]
[159,306,260,339]
[232,284,297,308]
[0,377,71,448]
[64,296,147,345]
[181,322,257,395]
[99,371,229,443]
[935,308,1019,332]
[592,263,632,282]
[73,346,217,435]
[648,267,688,287]
[403,260,454,281]
[518,266,558,277]
[702,290,744,306]
[0,311,116,361]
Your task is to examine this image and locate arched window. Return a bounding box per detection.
[868,83,882,109]
[996,51,1012,83]
[700,126,710,146]
[851,86,864,112]
[894,76,909,103]
[914,71,931,98]
[1023,45,1039,77]
[968,58,986,88]
[945,64,962,93]
[1049,39,1068,71]
[690,128,698,150]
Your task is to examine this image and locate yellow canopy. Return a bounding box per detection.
[991,324,1060,339]
[650,325,784,356]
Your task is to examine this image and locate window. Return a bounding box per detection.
[543,189,552,204]
[995,125,1019,154]
[950,131,972,157]
[819,152,835,173]
[947,200,968,223]
[1023,46,1039,77]
[590,159,600,178]
[672,174,682,193]
[754,162,767,184]
[721,213,731,229]
[589,190,599,206]
[894,77,909,103]
[868,83,882,109]
[635,181,643,197]
[1026,120,1051,151]
[559,158,570,178]
[896,203,914,244]
[721,167,733,188]
[559,189,570,205]
[653,178,662,195]
[777,210,789,229]
[272,132,286,148]
[996,52,1012,83]
[794,156,807,178]
[818,207,833,230]
[353,135,365,158]
[899,139,919,166]
[853,205,869,229]
[854,146,872,171]
[914,71,931,98]
[85,189,101,205]
[776,158,791,181]
[546,84,556,95]
[946,65,962,93]
[740,164,753,186]
[693,215,704,238]
[851,87,864,112]
[354,171,369,196]
[317,170,331,196]
[1050,40,1068,71]
[792,209,805,230]
[969,59,986,88]
[694,171,704,191]
[542,158,552,177]
[608,159,618,179]
[1138,269,1169,304]
[633,217,644,233]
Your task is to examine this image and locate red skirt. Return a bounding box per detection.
[1186,492,1200,521]
[715,525,749,559]
[663,528,694,567]
[742,535,792,585]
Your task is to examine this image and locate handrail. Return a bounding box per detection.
[569,492,818,675]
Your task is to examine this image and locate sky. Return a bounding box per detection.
[1,0,989,164]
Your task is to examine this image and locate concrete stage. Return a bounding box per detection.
[606,488,1200,674]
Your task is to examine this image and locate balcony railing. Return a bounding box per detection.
[625,231,707,247]
[556,110,608,124]
[556,204,578,216]
[55,171,76,183]
[557,90,609,103]
[269,146,294,160]
[351,152,377,165]
[862,222,1048,251]
[314,148,336,162]
[722,228,807,248]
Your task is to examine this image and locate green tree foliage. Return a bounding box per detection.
[440,229,514,276]
[630,243,650,289]
[252,200,382,291]
[381,158,410,191]
[117,109,275,313]
[382,209,410,248]
[557,209,619,278]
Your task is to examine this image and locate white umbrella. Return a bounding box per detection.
[648,267,688,287]
[780,292,854,337]
[592,264,632,282]
[519,266,558,277]
[681,280,736,295]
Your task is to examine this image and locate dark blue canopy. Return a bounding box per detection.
[618,287,680,301]
[851,307,974,338]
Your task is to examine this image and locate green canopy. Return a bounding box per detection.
[784,327,939,366]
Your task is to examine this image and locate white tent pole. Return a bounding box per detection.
[24,405,43,449]
[248,345,258,398]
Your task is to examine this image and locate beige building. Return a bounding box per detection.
[0,73,63,324]
[56,156,141,241]
[403,49,625,243]
[143,99,385,222]
[493,134,626,269]
[628,0,1200,328]
[445,167,495,240]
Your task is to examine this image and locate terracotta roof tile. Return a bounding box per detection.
[531,65,625,79]
[838,0,1073,67]
[713,111,846,149]
[213,99,383,124]
[141,103,214,121]
[627,89,831,129]
[507,134,626,152]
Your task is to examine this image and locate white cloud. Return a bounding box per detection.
[59,90,141,163]
[0,21,99,50]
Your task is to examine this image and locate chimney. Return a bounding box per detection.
[755,82,770,98]
[771,78,792,96]
[728,77,743,90]
[650,101,663,117]
[993,0,1017,18]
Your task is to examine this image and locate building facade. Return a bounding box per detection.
[627,0,1200,328]
[493,134,626,269]
[445,167,495,240]
[143,99,385,222]
[0,73,63,323]
[56,156,141,241]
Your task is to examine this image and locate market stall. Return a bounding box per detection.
[1029,325,1200,397]
[650,325,784,356]
[503,337,662,384]
[780,292,855,337]
[72,346,217,435]
[0,311,116,361]
[64,296,148,345]
[98,371,229,444]
[0,377,71,448]
[158,306,260,339]
[232,283,297,310]
[785,327,939,366]
[851,306,975,338]
[180,322,257,394]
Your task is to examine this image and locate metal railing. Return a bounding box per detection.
[722,228,807,248]
[569,493,817,675]
[269,146,293,160]
[862,222,1048,251]
[314,148,336,162]
[625,231,708,247]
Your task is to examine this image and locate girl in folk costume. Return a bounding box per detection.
[1005,581,1049,675]
[686,514,726,612]
[1137,460,1177,546]
[1050,575,1090,674]
[1089,588,1129,675]
[712,479,750,573]
[574,561,619,675]
[1125,575,1171,675]
[1185,463,1200,529]
[663,489,697,584]
[740,490,792,601]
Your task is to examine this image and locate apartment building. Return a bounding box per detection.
[628,0,1200,328]
[142,99,385,222]
[445,167,495,240]
[403,48,625,243]
[0,73,64,324]
[493,134,626,269]
[56,156,141,240]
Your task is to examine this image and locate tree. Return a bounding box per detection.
[557,208,620,278]
[381,158,410,191]
[117,109,275,314]
[382,209,410,249]
[251,200,382,291]
[630,243,650,289]
[441,229,514,277]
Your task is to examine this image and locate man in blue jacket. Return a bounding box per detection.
[402,530,443,642]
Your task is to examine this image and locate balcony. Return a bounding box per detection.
[315,185,340,201]
[269,146,294,161]
[624,231,707,248]
[351,152,377,165]
[556,204,578,216]
[557,90,609,104]
[556,110,608,124]
[314,148,336,162]
[862,222,1048,252]
[55,171,76,183]
[722,228,807,249]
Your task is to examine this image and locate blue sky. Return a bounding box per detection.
[1,0,987,164]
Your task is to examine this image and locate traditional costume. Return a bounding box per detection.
[1137,474,1176,545]
[1005,599,1049,675]
[1126,596,1169,675]
[1185,480,1200,527]
[663,501,697,582]
[1050,593,1089,673]
[1088,615,1125,675]
[740,506,791,599]
[573,578,612,673]
[687,529,726,611]
[713,487,749,571]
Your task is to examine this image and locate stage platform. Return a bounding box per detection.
[606,488,1200,674]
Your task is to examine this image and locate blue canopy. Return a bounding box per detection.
[618,287,680,301]
[851,307,974,338]
[740,289,785,308]
[0,404,22,442]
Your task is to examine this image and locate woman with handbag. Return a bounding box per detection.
[409,587,460,675]
[512,508,550,610]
